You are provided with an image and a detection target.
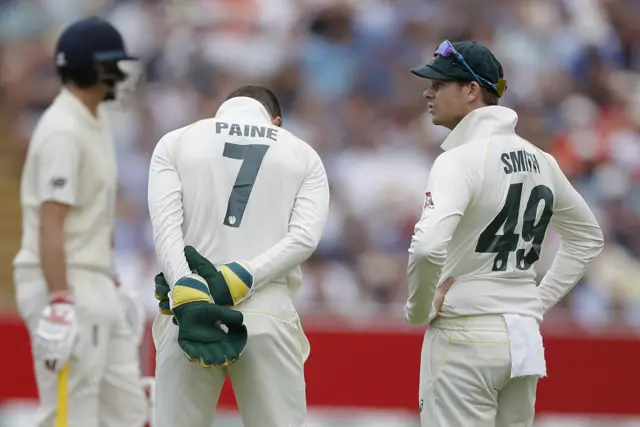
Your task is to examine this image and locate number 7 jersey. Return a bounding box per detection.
[148,98,329,292]
[406,106,603,323]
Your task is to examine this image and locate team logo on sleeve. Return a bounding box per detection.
[50,177,67,189]
[423,192,434,210]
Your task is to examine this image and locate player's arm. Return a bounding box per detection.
[149,130,245,367]
[40,202,70,297]
[36,133,82,299]
[33,134,81,371]
[147,131,192,289]
[174,148,329,307]
[537,155,604,314]
[245,147,330,290]
[406,150,480,325]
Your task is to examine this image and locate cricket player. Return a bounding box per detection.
[13,18,147,427]
[148,85,329,427]
[406,40,604,427]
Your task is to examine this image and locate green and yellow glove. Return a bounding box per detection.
[184,246,254,306]
[170,274,248,367]
[154,273,172,315]
[154,245,254,314]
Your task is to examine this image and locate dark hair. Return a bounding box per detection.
[457,81,500,106]
[58,66,99,87]
[58,61,126,89]
[226,85,282,119]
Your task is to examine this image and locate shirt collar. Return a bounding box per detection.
[56,88,104,130]
[215,97,273,125]
[441,106,518,151]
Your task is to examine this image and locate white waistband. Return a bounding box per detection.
[430,314,508,331]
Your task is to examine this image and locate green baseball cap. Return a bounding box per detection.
[411,40,507,97]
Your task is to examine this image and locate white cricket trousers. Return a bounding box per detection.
[14,267,148,427]
[420,315,538,427]
[152,284,309,427]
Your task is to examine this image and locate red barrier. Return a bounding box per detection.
[2,315,639,415]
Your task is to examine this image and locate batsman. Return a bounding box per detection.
[13,17,147,427]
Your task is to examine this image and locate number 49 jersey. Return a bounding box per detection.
[407,107,603,323]
[148,97,329,292]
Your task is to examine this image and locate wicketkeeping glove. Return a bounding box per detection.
[184,246,254,306]
[154,273,173,315]
[170,274,248,367]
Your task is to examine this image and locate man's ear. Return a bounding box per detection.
[468,81,482,102]
[272,117,283,127]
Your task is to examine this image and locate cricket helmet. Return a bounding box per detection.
[54,17,137,100]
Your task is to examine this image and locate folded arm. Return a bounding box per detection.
[245,148,330,289]
[148,130,192,289]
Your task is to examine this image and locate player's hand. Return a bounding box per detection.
[171,274,248,367]
[184,246,254,306]
[154,272,173,315]
[34,295,79,372]
[434,277,455,316]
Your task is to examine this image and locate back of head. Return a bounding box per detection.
[226,86,282,121]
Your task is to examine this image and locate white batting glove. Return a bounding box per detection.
[34,296,78,372]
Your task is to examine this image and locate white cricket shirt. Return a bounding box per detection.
[406,106,604,324]
[14,89,117,274]
[148,97,330,295]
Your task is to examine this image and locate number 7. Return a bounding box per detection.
[222,143,270,228]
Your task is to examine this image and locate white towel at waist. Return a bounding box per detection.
[502,314,547,378]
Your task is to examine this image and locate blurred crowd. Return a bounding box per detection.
[1,0,640,327]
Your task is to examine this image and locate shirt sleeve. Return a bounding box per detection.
[406,150,481,325]
[148,131,191,288]
[537,154,604,314]
[245,147,330,289]
[36,133,82,205]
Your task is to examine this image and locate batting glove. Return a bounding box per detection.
[171,274,247,367]
[34,295,79,372]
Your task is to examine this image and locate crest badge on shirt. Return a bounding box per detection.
[50,177,67,189]
[423,191,434,210]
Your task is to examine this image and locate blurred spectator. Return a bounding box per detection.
[2,0,640,328]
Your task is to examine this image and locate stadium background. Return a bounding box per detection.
[1,0,640,425]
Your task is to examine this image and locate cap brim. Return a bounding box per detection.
[410,65,451,80]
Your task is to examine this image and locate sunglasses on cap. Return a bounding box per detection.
[434,40,507,97]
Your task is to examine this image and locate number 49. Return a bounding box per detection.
[475,183,554,271]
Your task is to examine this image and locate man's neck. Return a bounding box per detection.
[449,103,488,129]
[66,85,102,117]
